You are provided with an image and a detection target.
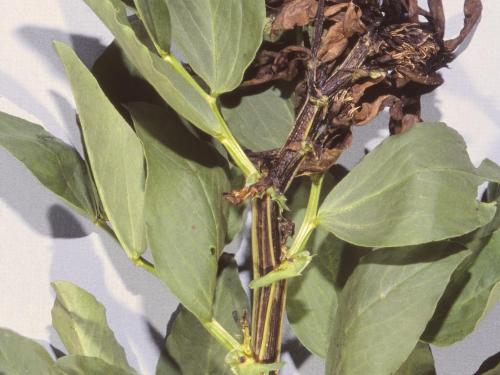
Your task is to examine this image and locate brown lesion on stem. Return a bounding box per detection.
[224,0,483,371]
[250,196,287,365]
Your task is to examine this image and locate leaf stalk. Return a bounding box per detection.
[202,320,245,353]
[162,53,259,181]
[287,173,324,257]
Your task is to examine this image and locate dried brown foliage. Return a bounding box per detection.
[227,0,482,203]
[251,0,482,136]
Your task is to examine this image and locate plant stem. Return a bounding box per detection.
[267,98,322,192]
[287,173,324,257]
[203,319,244,353]
[251,196,287,371]
[163,54,259,181]
[210,100,260,182]
[249,97,326,373]
[132,256,157,275]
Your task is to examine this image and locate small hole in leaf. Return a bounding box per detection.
[210,247,216,256]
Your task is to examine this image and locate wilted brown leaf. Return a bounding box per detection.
[272,0,318,31]
[444,0,482,51]
[317,22,348,63]
[389,95,422,134]
[343,2,365,37]
[354,95,398,125]
[427,0,445,40]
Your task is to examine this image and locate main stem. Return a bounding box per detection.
[251,196,287,368]
[250,25,373,371]
[250,99,323,371]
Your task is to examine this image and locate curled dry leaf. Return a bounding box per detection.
[272,0,318,31]
[427,0,446,40]
[317,22,348,63]
[389,95,423,134]
[343,2,365,37]
[298,131,352,175]
[272,0,348,32]
[241,46,310,87]
[444,0,483,52]
[353,95,398,126]
[407,0,419,22]
[316,2,365,64]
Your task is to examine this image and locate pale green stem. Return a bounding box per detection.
[287,174,325,257]
[132,256,157,275]
[203,320,244,353]
[162,53,259,181]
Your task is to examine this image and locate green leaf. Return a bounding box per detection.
[0,328,56,375]
[318,123,496,248]
[221,88,294,152]
[395,342,436,375]
[54,355,138,375]
[164,260,248,375]
[82,0,221,137]
[423,229,500,346]
[0,111,99,220]
[51,281,130,370]
[165,0,266,94]
[325,243,468,375]
[287,229,371,359]
[477,159,500,183]
[130,103,230,321]
[55,42,146,257]
[133,0,170,53]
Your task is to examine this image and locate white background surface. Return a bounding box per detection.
[0,1,499,374]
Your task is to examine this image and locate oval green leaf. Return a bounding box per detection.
[318,123,496,248]
[165,0,266,94]
[131,103,230,321]
[51,281,131,370]
[0,328,55,375]
[0,112,100,221]
[55,42,147,257]
[325,244,468,375]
